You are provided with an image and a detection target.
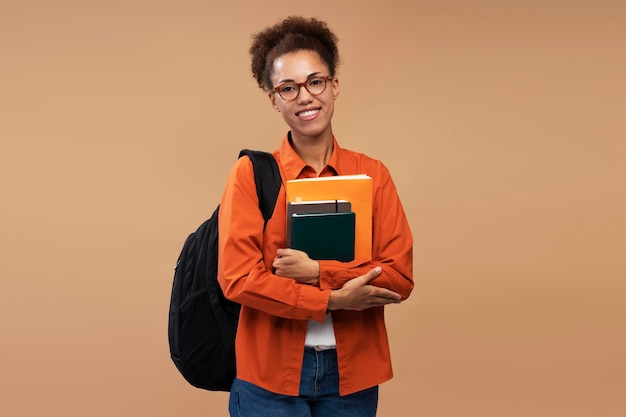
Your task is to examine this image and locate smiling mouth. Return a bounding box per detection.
[296,108,320,119]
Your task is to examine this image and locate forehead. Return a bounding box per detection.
[271,50,329,83]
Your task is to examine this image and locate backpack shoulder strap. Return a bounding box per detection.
[238,149,281,225]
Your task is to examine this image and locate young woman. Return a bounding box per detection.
[218,16,414,417]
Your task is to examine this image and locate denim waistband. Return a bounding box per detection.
[305,345,337,352]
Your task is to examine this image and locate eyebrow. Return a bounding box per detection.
[277,72,322,85]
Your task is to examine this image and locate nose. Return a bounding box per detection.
[296,84,313,103]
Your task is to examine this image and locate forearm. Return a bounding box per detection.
[326,266,403,311]
[218,157,330,321]
[318,170,414,299]
[219,261,330,321]
[318,254,413,300]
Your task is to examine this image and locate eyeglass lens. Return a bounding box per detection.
[278,77,328,101]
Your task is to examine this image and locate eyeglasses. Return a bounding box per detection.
[272,76,333,101]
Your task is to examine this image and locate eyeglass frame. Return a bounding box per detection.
[271,75,334,101]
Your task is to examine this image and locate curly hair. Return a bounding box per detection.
[249,16,340,91]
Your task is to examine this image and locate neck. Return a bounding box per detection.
[289,130,334,174]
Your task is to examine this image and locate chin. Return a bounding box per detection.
[291,122,332,139]
[293,129,328,141]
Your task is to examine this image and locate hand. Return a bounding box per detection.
[327,267,402,311]
[273,248,320,285]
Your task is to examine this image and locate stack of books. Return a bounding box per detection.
[285,175,373,263]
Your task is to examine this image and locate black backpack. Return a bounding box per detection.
[168,149,281,391]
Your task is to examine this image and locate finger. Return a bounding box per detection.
[275,248,290,257]
[376,290,402,301]
[272,258,281,269]
[364,284,401,300]
[360,266,382,284]
[272,256,288,268]
[374,297,401,307]
[356,295,400,311]
[378,286,401,299]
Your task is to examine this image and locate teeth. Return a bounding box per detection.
[298,109,318,117]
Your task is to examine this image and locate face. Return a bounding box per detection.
[268,50,340,141]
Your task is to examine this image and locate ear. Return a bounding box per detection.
[268,92,280,111]
[331,77,340,100]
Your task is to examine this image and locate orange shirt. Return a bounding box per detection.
[218,135,413,396]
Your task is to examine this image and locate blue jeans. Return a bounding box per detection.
[228,348,379,417]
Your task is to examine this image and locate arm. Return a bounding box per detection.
[323,167,413,298]
[217,157,329,322]
[327,266,402,311]
[273,163,414,300]
[273,254,403,310]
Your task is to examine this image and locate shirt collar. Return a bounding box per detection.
[277,132,344,180]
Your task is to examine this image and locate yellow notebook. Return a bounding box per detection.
[286,175,372,263]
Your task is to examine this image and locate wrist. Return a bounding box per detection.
[327,290,341,311]
[309,260,320,285]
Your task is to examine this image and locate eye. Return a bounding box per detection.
[279,83,297,93]
[308,78,324,87]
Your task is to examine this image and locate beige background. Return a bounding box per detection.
[1,1,624,416]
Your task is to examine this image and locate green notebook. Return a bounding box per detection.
[286,200,351,247]
[291,211,356,262]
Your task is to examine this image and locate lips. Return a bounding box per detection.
[295,108,320,120]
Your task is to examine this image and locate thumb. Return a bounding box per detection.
[360,266,382,284]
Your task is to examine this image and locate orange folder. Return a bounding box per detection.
[286,175,372,264]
